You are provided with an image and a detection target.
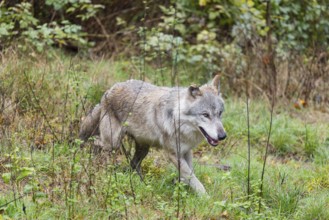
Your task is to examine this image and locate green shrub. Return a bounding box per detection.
[0,1,103,52]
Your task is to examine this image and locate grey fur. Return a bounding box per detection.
[79,75,226,195]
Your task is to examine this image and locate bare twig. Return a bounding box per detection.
[246,96,251,199]
[258,0,276,213]
[258,98,274,213]
[167,3,183,218]
[94,16,116,53]
[0,193,27,209]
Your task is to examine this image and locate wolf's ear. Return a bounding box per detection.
[188,85,202,98]
[212,74,221,95]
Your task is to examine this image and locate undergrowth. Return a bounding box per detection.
[0,51,328,219]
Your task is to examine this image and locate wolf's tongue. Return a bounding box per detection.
[209,139,218,146]
[199,127,219,147]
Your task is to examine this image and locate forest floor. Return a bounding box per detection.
[0,51,328,219]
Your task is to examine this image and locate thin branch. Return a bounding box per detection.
[258,0,276,213]
[94,16,116,53]
[258,98,274,213]
[246,96,251,199]
[0,193,27,209]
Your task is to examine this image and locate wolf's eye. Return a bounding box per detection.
[219,111,223,117]
[202,113,210,118]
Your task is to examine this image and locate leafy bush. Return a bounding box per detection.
[0,1,103,52]
[272,0,329,53]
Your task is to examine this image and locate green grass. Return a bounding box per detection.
[0,50,328,219]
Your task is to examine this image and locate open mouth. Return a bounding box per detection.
[199,127,219,146]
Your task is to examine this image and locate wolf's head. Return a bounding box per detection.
[183,75,226,146]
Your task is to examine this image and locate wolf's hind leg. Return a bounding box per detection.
[130,144,150,175]
[79,104,101,141]
[99,111,123,151]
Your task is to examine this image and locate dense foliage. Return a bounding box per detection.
[1,0,328,103]
[1,0,329,54]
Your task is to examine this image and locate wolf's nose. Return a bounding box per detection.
[218,133,226,141]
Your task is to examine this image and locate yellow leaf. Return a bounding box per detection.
[200,155,209,162]
[221,210,229,218]
[204,174,212,184]
[199,0,207,6]
[247,0,255,7]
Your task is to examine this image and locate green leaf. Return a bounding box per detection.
[34,192,47,198]
[0,26,9,36]
[24,184,34,193]
[2,173,11,184]
[17,167,35,181]
[209,11,219,20]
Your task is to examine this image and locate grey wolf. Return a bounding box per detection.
[79,75,226,195]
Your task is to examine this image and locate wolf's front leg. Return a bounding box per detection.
[184,150,193,171]
[168,153,207,195]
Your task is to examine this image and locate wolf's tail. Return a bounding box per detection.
[79,104,101,141]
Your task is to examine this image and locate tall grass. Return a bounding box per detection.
[0,50,328,219]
